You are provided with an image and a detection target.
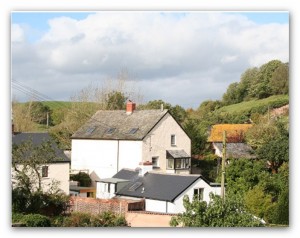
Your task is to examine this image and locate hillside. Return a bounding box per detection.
[215,94,289,117]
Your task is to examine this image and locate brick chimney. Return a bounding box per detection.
[126,100,136,114]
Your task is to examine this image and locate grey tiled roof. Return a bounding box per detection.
[213,142,256,159]
[112,168,139,181]
[12,132,70,163]
[167,150,190,158]
[116,170,203,202]
[71,109,168,140]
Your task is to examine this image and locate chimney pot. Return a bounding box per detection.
[126,100,136,114]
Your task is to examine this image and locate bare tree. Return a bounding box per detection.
[50,68,144,149]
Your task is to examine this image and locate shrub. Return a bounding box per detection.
[12,212,25,223]
[62,212,128,227]
[21,214,51,227]
[70,172,92,187]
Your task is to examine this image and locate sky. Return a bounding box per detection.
[11,11,289,109]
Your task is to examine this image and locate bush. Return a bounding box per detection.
[12,212,25,223]
[62,212,91,227]
[21,214,51,227]
[70,172,92,187]
[12,189,69,217]
[62,212,128,227]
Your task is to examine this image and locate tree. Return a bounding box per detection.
[238,67,259,101]
[105,91,127,110]
[50,69,143,149]
[244,185,274,221]
[257,133,289,174]
[222,82,243,105]
[183,118,207,155]
[12,101,37,132]
[139,100,187,124]
[245,118,279,150]
[248,60,282,99]
[170,194,263,227]
[25,101,52,125]
[225,159,267,196]
[196,100,222,118]
[139,99,172,110]
[270,63,289,95]
[12,138,69,216]
[169,104,187,124]
[70,172,92,187]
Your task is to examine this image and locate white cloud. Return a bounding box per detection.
[11,12,289,108]
[11,24,25,42]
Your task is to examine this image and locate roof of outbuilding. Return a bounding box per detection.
[115,169,210,202]
[12,132,70,163]
[112,169,140,181]
[71,109,168,140]
[208,124,253,142]
[213,142,256,159]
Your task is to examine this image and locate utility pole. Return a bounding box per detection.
[221,130,226,201]
[46,112,49,128]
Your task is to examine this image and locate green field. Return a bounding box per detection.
[216,95,289,115]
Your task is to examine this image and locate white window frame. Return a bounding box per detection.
[171,134,176,146]
[194,188,204,201]
[167,159,174,169]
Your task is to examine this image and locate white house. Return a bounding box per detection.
[12,132,70,194]
[97,168,222,214]
[71,101,191,185]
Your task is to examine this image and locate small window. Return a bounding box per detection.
[167,159,174,169]
[42,166,48,177]
[194,188,204,201]
[128,128,139,134]
[105,128,116,134]
[152,157,159,169]
[86,126,96,135]
[129,182,143,191]
[171,134,176,146]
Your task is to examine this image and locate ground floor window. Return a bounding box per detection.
[42,166,48,177]
[152,157,159,169]
[167,158,190,169]
[167,159,174,169]
[175,158,190,169]
[194,188,204,201]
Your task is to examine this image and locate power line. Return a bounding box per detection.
[11,80,180,153]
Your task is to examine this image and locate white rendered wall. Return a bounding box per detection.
[71,139,118,180]
[11,163,70,195]
[47,163,70,194]
[72,139,143,182]
[96,182,116,199]
[145,199,167,213]
[172,178,222,213]
[118,141,143,170]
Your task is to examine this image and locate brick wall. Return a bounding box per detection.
[69,197,144,215]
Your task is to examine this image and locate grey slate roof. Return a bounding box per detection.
[115,169,203,202]
[71,109,168,140]
[12,132,70,163]
[213,142,256,159]
[167,150,190,158]
[112,168,139,181]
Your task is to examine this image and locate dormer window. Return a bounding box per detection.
[171,134,176,146]
[128,128,139,134]
[86,126,96,135]
[105,128,116,134]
